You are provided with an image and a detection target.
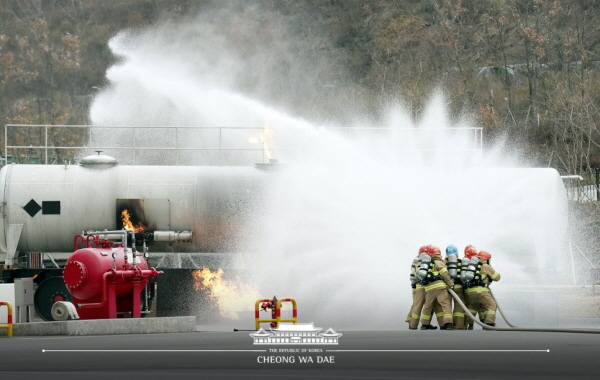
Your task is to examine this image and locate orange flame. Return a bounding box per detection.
[121,209,145,233]
[248,124,277,160]
[192,267,260,320]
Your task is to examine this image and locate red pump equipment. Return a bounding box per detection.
[63,230,162,319]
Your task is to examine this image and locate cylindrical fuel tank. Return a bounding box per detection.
[63,246,147,300]
[0,162,270,255]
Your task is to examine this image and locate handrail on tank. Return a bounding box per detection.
[73,235,85,251]
[254,298,297,330]
[0,301,13,338]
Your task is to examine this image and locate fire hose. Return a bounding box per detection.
[447,288,600,334]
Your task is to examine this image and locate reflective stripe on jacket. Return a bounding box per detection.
[465,286,489,294]
[480,263,501,283]
[424,258,454,291]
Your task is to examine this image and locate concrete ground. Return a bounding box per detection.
[1,324,599,380]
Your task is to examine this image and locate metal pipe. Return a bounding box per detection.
[76,268,161,309]
[151,231,193,242]
[77,271,112,309]
[87,230,193,243]
[73,235,85,251]
[43,252,60,268]
[143,283,149,312]
[448,288,600,334]
[111,269,162,278]
[84,229,135,255]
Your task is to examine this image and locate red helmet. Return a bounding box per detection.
[465,245,478,258]
[478,251,492,261]
[428,245,442,257]
[418,245,430,255]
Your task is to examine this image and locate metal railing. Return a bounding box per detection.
[0,302,13,338]
[2,124,484,166]
[561,175,600,202]
[3,124,272,166]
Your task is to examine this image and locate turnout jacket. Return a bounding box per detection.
[480,263,501,284]
[424,256,454,292]
[465,261,501,294]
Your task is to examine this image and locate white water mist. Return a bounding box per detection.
[90,22,568,329]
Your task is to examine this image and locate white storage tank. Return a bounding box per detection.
[0,155,270,265]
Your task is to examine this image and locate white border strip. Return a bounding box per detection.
[42,349,549,353]
[327,349,550,352]
[43,349,266,353]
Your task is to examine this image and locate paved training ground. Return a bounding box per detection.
[1,326,599,380]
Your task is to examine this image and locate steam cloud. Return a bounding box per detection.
[89,7,568,329]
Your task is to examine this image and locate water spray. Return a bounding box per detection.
[90,22,576,330]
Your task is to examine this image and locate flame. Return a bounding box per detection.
[248,125,277,160]
[121,209,145,233]
[192,267,260,320]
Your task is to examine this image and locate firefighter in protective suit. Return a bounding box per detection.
[444,244,467,329]
[406,250,422,324]
[407,245,429,329]
[465,250,501,326]
[419,246,455,330]
[463,245,479,329]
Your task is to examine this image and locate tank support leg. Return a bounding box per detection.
[132,281,143,318]
[107,280,117,319]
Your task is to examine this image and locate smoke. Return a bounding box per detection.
[89,5,569,329]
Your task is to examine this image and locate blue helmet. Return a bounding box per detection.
[446,244,458,256]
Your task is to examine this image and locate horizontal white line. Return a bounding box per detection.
[327,349,550,352]
[42,349,550,353]
[42,349,266,353]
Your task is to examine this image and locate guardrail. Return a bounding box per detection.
[2,124,484,167]
[254,298,298,330]
[561,175,600,202]
[0,301,13,338]
[3,124,269,166]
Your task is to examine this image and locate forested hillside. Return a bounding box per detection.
[2,0,600,178]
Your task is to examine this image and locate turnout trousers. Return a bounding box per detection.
[408,286,425,329]
[420,282,453,326]
[451,284,467,329]
[466,287,497,324]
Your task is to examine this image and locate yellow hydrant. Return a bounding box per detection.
[0,301,13,338]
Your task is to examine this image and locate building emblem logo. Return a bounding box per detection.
[249,322,342,345]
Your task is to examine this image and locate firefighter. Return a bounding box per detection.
[445,244,467,329]
[464,250,501,327]
[462,244,479,329]
[406,252,421,324]
[419,245,455,330]
[407,245,430,330]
